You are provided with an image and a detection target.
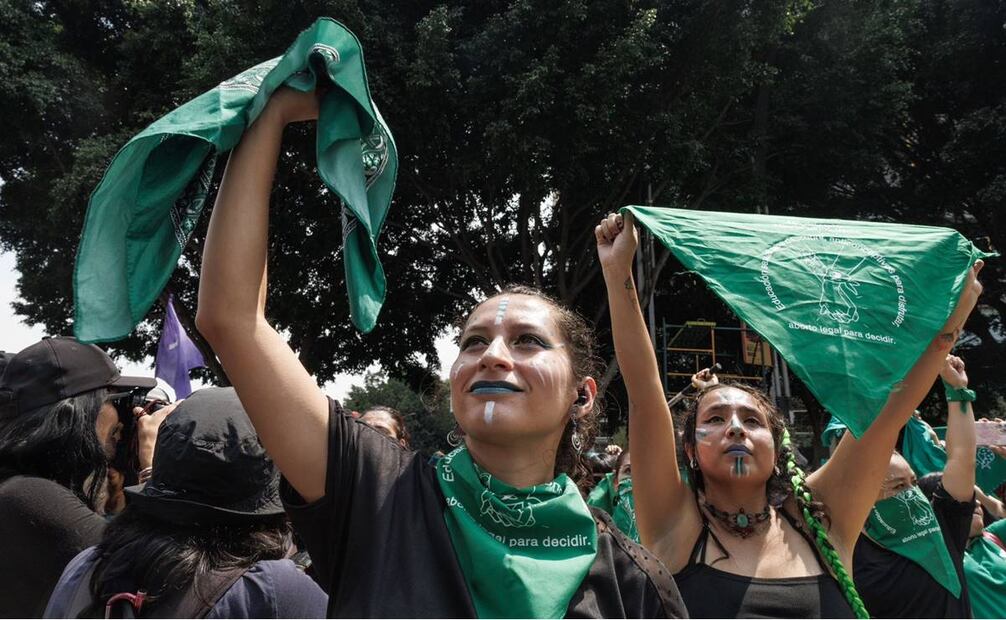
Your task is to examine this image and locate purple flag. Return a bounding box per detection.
[155,295,205,399]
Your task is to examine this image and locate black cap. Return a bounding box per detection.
[125,387,284,524]
[0,337,156,414]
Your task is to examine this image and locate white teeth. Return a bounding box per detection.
[484,401,495,424]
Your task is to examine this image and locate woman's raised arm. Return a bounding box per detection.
[596,212,698,555]
[196,88,329,502]
[807,260,984,551]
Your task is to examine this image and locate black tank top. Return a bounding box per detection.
[675,508,855,618]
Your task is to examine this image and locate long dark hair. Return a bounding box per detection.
[87,506,293,612]
[460,284,602,486]
[680,382,868,618]
[0,388,109,510]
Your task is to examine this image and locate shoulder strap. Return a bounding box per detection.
[171,567,250,619]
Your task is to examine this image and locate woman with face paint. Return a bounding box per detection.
[196,87,687,618]
[596,211,984,618]
[852,354,981,617]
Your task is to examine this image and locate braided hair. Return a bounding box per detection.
[681,383,868,618]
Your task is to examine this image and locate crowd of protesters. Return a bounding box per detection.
[0,86,1002,619]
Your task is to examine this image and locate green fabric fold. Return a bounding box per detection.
[964,519,1006,619]
[864,487,962,597]
[74,17,396,342]
[623,205,993,438]
[436,447,598,618]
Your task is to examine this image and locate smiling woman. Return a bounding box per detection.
[195,87,686,618]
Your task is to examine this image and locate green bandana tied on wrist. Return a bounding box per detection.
[864,487,961,597]
[436,446,598,618]
[964,520,1006,619]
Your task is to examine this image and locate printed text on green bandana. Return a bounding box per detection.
[436,447,597,618]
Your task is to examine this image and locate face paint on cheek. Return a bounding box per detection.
[484,401,495,424]
[451,360,465,381]
[494,297,510,325]
[695,428,713,446]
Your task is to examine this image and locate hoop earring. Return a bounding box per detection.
[690,458,697,469]
[570,413,583,454]
[447,426,464,448]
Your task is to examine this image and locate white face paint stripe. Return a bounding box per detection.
[484,401,495,424]
[494,297,510,325]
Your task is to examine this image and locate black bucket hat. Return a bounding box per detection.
[124,387,284,524]
[0,336,156,414]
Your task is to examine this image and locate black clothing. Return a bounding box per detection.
[0,475,106,616]
[675,506,854,618]
[281,400,686,618]
[853,483,974,618]
[126,387,284,524]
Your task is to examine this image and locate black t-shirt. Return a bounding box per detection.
[853,483,974,618]
[281,400,686,618]
[0,474,106,617]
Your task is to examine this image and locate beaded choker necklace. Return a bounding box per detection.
[701,499,771,538]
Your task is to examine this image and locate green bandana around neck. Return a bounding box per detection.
[612,477,639,543]
[964,520,1006,619]
[436,446,598,618]
[864,486,961,596]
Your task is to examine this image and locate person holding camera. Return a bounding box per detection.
[0,337,165,616]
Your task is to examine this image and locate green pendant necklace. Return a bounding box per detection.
[701,498,771,538]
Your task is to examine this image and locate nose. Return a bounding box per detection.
[479,336,514,370]
[726,415,745,439]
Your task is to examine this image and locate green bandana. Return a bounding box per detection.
[586,472,617,514]
[436,447,598,618]
[900,416,948,477]
[964,520,1006,619]
[611,477,639,543]
[622,205,994,439]
[864,487,961,597]
[74,17,397,343]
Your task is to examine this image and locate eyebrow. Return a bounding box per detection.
[700,403,764,416]
[462,321,556,336]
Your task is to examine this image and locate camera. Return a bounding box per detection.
[109,386,171,484]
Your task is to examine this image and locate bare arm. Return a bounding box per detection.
[596,212,697,559]
[808,261,983,548]
[196,88,329,502]
[940,355,977,502]
[976,486,1006,521]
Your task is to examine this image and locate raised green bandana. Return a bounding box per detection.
[622,206,994,438]
[74,17,397,343]
[864,487,961,596]
[964,520,1006,619]
[936,426,1006,495]
[436,447,598,618]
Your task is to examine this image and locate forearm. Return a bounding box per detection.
[603,264,684,534]
[943,400,976,501]
[198,106,286,332]
[976,487,1006,520]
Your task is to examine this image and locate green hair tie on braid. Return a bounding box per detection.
[781,429,870,619]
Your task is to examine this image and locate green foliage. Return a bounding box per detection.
[343,370,454,456]
[0,0,1002,427]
